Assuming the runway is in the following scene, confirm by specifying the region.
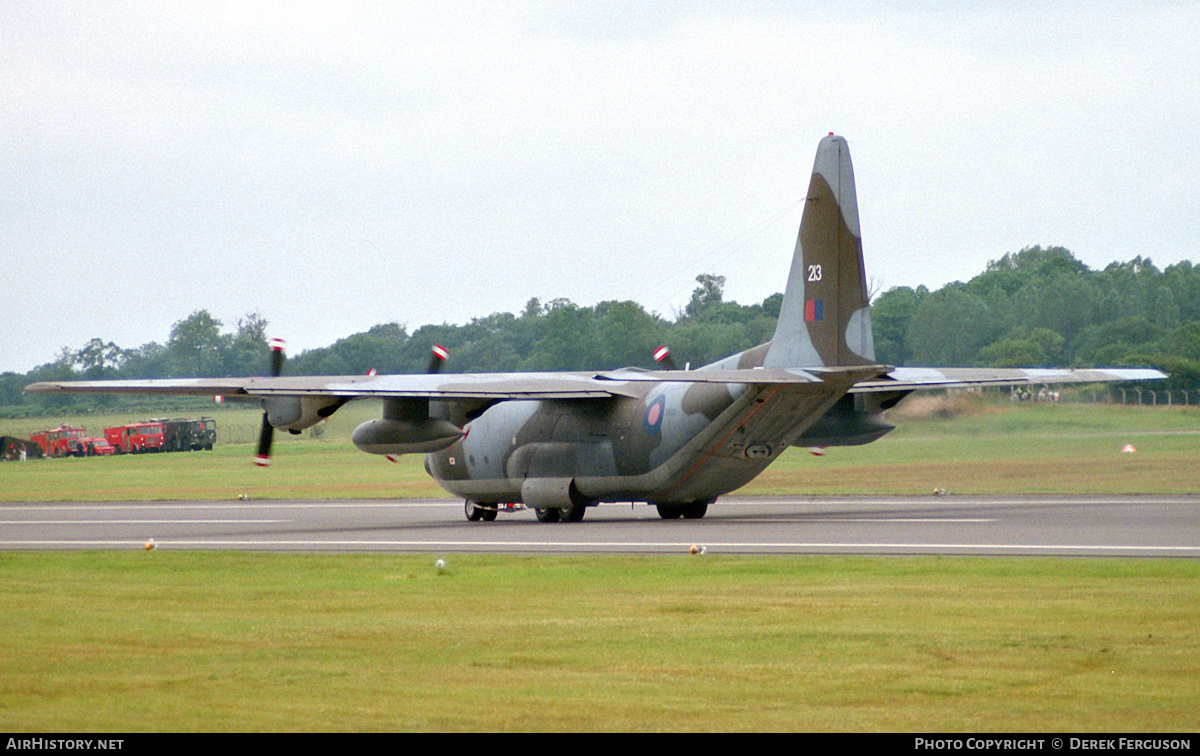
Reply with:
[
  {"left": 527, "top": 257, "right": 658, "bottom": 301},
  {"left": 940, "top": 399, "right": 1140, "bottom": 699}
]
[{"left": 3, "top": 495, "right": 1199, "bottom": 556}]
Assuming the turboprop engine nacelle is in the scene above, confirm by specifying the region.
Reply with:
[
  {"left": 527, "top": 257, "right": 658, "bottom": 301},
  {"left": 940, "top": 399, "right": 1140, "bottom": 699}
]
[
  {"left": 352, "top": 417, "right": 464, "bottom": 455},
  {"left": 264, "top": 396, "right": 345, "bottom": 434}
]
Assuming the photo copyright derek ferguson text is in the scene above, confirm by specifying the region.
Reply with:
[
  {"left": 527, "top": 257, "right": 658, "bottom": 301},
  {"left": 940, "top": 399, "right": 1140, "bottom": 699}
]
[{"left": 915, "top": 740, "right": 1191, "bottom": 752}]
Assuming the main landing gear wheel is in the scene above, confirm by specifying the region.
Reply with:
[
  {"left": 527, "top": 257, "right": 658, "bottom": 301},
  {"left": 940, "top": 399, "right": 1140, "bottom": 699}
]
[
  {"left": 655, "top": 503, "right": 683, "bottom": 520},
  {"left": 464, "top": 501, "right": 497, "bottom": 522},
  {"left": 534, "top": 503, "right": 588, "bottom": 523},
  {"left": 655, "top": 501, "right": 709, "bottom": 520}
]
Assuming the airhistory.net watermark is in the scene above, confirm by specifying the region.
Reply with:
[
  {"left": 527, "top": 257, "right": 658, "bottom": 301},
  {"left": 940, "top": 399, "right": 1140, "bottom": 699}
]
[{"left": 6, "top": 740, "right": 124, "bottom": 751}]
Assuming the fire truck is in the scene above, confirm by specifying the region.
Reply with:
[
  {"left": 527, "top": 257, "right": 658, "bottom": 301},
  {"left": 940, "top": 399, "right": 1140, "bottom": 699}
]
[
  {"left": 104, "top": 422, "right": 166, "bottom": 454},
  {"left": 30, "top": 425, "right": 87, "bottom": 457},
  {"left": 151, "top": 417, "right": 217, "bottom": 451}
]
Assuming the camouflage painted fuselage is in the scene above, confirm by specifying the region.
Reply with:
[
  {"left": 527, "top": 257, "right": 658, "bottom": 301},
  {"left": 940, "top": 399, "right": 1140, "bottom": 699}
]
[
  {"left": 426, "top": 377, "right": 756, "bottom": 506},
  {"left": 424, "top": 349, "right": 885, "bottom": 507}
]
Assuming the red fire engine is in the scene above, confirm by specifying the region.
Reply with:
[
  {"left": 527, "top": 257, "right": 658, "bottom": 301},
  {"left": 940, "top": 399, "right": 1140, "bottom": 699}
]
[
  {"left": 104, "top": 422, "right": 166, "bottom": 454},
  {"left": 30, "top": 425, "right": 87, "bottom": 457}
]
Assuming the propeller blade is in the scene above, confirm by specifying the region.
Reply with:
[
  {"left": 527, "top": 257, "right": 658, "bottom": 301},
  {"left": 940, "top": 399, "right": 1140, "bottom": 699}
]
[
  {"left": 268, "top": 338, "right": 285, "bottom": 377},
  {"left": 653, "top": 345, "right": 678, "bottom": 371},
  {"left": 255, "top": 411, "right": 274, "bottom": 467},
  {"left": 255, "top": 338, "right": 286, "bottom": 467},
  {"left": 427, "top": 344, "right": 449, "bottom": 374}
]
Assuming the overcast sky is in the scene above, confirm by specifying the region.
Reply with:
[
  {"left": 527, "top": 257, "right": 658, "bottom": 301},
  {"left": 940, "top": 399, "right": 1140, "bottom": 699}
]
[{"left": 3, "top": 1, "right": 1198, "bottom": 374}]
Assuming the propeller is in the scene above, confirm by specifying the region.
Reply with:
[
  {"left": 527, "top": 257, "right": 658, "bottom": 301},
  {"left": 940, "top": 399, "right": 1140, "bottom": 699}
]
[
  {"left": 427, "top": 344, "right": 449, "bottom": 374},
  {"left": 256, "top": 341, "right": 450, "bottom": 468},
  {"left": 254, "top": 338, "right": 286, "bottom": 467},
  {"left": 383, "top": 345, "right": 449, "bottom": 464},
  {"left": 653, "top": 345, "right": 678, "bottom": 371}
]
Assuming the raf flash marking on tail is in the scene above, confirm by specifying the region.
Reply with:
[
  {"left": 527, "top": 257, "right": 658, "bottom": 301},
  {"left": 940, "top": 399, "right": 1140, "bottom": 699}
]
[{"left": 805, "top": 300, "right": 824, "bottom": 322}]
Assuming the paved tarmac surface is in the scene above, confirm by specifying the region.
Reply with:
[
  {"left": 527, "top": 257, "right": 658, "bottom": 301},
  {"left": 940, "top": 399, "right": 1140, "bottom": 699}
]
[{"left": 3, "top": 495, "right": 1199, "bottom": 556}]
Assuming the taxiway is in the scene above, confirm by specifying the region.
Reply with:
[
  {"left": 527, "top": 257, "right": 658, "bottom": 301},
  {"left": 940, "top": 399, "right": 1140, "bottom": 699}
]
[{"left": 3, "top": 495, "right": 1198, "bottom": 557}]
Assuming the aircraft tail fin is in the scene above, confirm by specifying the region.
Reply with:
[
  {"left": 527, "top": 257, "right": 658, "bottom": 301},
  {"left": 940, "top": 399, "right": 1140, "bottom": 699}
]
[{"left": 764, "top": 134, "right": 875, "bottom": 369}]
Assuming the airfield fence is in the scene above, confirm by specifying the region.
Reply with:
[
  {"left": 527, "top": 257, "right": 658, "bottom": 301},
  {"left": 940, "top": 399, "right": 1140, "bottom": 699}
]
[{"left": 1004, "top": 386, "right": 1200, "bottom": 407}]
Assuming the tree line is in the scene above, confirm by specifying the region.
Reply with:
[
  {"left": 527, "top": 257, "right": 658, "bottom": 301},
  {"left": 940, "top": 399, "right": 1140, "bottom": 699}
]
[
  {"left": 5, "top": 247, "right": 1198, "bottom": 414},
  {"left": 871, "top": 247, "right": 1200, "bottom": 389}
]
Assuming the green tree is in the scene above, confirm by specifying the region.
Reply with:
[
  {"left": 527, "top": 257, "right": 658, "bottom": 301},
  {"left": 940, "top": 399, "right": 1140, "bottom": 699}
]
[
  {"left": 167, "top": 311, "right": 229, "bottom": 377},
  {"left": 120, "top": 342, "right": 169, "bottom": 379},
  {"left": 303, "top": 322, "right": 410, "bottom": 375},
  {"left": 870, "top": 285, "right": 926, "bottom": 366},
  {"left": 25, "top": 350, "right": 80, "bottom": 409},
  {"left": 73, "top": 338, "right": 123, "bottom": 379},
  {"left": 684, "top": 274, "right": 726, "bottom": 320},
  {"left": 1073, "top": 316, "right": 1164, "bottom": 366},
  {"left": 907, "top": 287, "right": 999, "bottom": 366},
  {"left": 522, "top": 299, "right": 595, "bottom": 371},
  {"left": 594, "top": 300, "right": 665, "bottom": 369},
  {"left": 761, "top": 292, "right": 783, "bottom": 320},
  {"left": 224, "top": 313, "right": 270, "bottom": 376},
  {"left": 2, "top": 371, "right": 33, "bottom": 408},
  {"left": 978, "top": 327, "right": 1064, "bottom": 368}
]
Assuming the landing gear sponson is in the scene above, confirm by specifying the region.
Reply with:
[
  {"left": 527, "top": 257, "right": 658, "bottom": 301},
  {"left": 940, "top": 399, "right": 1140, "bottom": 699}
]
[{"left": 462, "top": 499, "right": 713, "bottom": 523}]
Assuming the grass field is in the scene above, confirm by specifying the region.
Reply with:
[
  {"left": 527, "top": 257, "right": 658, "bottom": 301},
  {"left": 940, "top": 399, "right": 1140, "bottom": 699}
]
[
  {"left": 2, "top": 397, "right": 1198, "bottom": 731},
  {"left": 3, "top": 397, "right": 1197, "bottom": 501},
  {"left": 2, "top": 552, "right": 1198, "bottom": 732}
]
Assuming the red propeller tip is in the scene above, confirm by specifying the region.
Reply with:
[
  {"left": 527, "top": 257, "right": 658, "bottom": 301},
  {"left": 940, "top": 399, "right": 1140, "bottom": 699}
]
[
  {"left": 432, "top": 344, "right": 449, "bottom": 361},
  {"left": 254, "top": 455, "right": 271, "bottom": 467}
]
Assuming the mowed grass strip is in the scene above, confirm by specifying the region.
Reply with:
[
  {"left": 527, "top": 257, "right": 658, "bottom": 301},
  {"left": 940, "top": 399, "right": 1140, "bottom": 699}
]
[
  {"left": 742, "top": 401, "right": 1200, "bottom": 496},
  {"left": 0, "top": 442, "right": 443, "bottom": 502},
  {"left": 1, "top": 551, "right": 1197, "bottom": 732},
  {"left": 4, "top": 401, "right": 1196, "bottom": 500}
]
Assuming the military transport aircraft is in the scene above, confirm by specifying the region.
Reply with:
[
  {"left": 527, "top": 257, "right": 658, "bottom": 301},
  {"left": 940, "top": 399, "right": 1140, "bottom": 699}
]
[{"left": 26, "top": 134, "right": 1164, "bottom": 523}]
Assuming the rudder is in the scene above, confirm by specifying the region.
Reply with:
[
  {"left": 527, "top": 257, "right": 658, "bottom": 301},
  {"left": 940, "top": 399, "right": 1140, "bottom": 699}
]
[{"left": 764, "top": 134, "right": 875, "bottom": 368}]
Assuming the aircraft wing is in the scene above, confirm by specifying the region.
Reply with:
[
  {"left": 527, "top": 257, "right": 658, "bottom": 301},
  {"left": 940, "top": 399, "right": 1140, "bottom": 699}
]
[
  {"left": 24, "top": 367, "right": 875, "bottom": 402},
  {"left": 851, "top": 367, "right": 1167, "bottom": 393},
  {"left": 24, "top": 365, "right": 1158, "bottom": 401},
  {"left": 24, "top": 373, "right": 639, "bottom": 401}
]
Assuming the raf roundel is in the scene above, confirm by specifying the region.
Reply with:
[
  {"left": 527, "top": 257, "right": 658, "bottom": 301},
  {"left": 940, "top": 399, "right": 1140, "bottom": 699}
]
[{"left": 643, "top": 395, "right": 665, "bottom": 435}]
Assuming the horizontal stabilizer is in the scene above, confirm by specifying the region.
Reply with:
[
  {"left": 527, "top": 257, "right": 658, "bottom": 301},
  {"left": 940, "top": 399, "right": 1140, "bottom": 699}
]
[{"left": 853, "top": 367, "right": 1167, "bottom": 393}]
